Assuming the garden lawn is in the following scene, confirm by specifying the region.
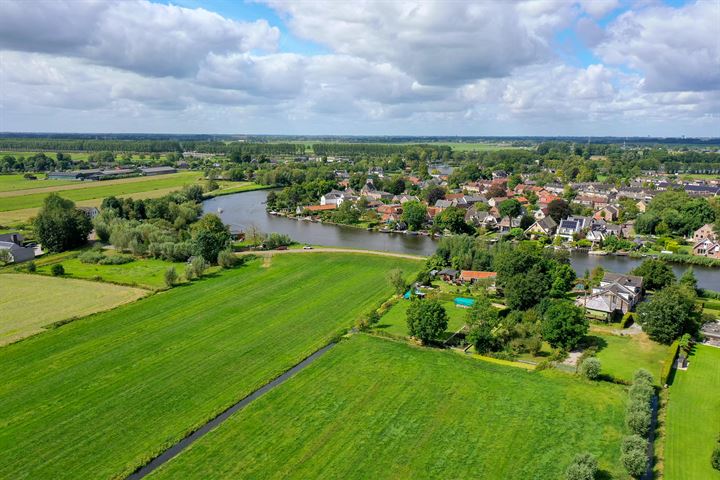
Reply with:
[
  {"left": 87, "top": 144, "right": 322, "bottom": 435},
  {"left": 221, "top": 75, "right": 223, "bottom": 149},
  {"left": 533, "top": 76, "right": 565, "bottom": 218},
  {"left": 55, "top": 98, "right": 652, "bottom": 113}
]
[
  {"left": 665, "top": 345, "right": 720, "bottom": 480},
  {"left": 35, "top": 255, "right": 193, "bottom": 289},
  {"left": 375, "top": 299, "right": 467, "bottom": 338},
  {"left": 0, "top": 253, "right": 420, "bottom": 479},
  {"left": 150, "top": 334, "right": 628, "bottom": 480},
  {"left": 0, "top": 273, "right": 146, "bottom": 345},
  {"left": 0, "top": 172, "right": 200, "bottom": 211},
  {"left": 591, "top": 332, "right": 669, "bottom": 384}
]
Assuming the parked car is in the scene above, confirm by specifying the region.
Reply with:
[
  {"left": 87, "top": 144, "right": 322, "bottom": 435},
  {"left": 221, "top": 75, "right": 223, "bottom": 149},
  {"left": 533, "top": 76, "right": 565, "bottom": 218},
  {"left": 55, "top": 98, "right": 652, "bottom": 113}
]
[{"left": 303, "top": 245, "right": 313, "bottom": 250}]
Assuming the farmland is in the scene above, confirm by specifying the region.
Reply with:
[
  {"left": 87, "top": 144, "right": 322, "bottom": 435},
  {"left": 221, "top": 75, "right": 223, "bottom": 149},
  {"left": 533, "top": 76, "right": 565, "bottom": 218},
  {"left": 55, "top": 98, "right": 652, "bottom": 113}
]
[
  {"left": 149, "top": 334, "right": 628, "bottom": 479},
  {"left": 665, "top": 345, "right": 720, "bottom": 480},
  {"left": 0, "top": 172, "right": 201, "bottom": 211},
  {"left": 0, "top": 273, "right": 146, "bottom": 345},
  {"left": 0, "top": 253, "right": 420, "bottom": 479},
  {"left": 34, "top": 255, "right": 195, "bottom": 290}
]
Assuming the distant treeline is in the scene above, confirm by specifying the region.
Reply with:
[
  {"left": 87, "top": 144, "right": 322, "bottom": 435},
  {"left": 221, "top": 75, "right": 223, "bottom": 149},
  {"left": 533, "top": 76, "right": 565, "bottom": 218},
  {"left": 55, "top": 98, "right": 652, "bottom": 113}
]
[{"left": 312, "top": 143, "right": 452, "bottom": 157}]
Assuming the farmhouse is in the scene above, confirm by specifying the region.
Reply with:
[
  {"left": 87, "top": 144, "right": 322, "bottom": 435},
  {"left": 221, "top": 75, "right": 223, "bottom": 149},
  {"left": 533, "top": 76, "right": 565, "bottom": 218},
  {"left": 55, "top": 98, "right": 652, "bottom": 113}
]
[
  {"left": 692, "top": 239, "right": 720, "bottom": 258},
  {"left": 78, "top": 206, "right": 100, "bottom": 219},
  {"left": 47, "top": 169, "right": 102, "bottom": 181},
  {"left": 0, "top": 232, "right": 35, "bottom": 263}
]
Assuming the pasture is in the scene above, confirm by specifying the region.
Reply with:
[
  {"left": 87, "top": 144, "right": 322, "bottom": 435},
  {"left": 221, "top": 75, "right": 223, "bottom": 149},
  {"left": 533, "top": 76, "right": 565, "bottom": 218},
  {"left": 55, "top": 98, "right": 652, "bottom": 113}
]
[
  {"left": 665, "top": 345, "right": 720, "bottom": 480},
  {"left": 34, "top": 255, "right": 194, "bottom": 290},
  {"left": 0, "top": 253, "right": 420, "bottom": 479},
  {"left": 0, "top": 273, "right": 146, "bottom": 345},
  {"left": 0, "top": 174, "right": 78, "bottom": 192},
  {"left": 0, "top": 172, "right": 201, "bottom": 211},
  {"left": 375, "top": 299, "right": 467, "bottom": 339},
  {"left": 150, "top": 334, "right": 628, "bottom": 479}
]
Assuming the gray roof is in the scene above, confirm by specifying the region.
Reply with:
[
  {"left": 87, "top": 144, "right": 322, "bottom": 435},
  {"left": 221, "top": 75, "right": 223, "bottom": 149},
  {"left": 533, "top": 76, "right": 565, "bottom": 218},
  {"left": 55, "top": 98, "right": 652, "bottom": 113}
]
[
  {"left": 0, "top": 241, "right": 35, "bottom": 263},
  {"left": 603, "top": 272, "right": 643, "bottom": 290}
]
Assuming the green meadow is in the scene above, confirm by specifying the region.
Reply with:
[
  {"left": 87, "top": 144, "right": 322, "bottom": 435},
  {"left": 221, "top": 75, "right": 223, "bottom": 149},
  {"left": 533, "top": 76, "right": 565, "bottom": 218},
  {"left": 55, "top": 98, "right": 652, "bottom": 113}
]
[
  {"left": 0, "top": 172, "right": 201, "bottom": 211},
  {"left": 0, "top": 273, "right": 146, "bottom": 345},
  {"left": 592, "top": 332, "right": 669, "bottom": 384},
  {"left": 150, "top": 334, "right": 628, "bottom": 479},
  {"left": 0, "top": 253, "right": 420, "bottom": 479},
  {"left": 665, "top": 345, "right": 720, "bottom": 480},
  {"left": 34, "top": 255, "right": 194, "bottom": 290},
  {"left": 375, "top": 298, "right": 468, "bottom": 339}
]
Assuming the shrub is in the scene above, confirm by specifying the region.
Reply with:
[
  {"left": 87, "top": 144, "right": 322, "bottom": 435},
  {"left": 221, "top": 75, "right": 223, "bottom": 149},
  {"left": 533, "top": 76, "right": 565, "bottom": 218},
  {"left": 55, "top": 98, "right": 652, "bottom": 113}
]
[
  {"left": 625, "top": 403, "right": 652, "bottom": 437},
  {"left": 264, "top": 232, "right": 293, "bottom": 250},
  {"left": 712, "top": 441, "right": 720, "bottom": 471},
  {"left": 26, "top": 261, "right": 36, "bottom": 272},
  {"left": 78, "top": 250, "right": 105, "bottom": 264},
  {"left": 633, "top": 369, "right": 655, "bottom": 386},
  {"left": 184, "top": 263, "right": 195, "bottom": 281},
  {"left": 621, "top": 446, "right": 648, "bottom": 478},
  {"left": 98, "top": 254, "right": 134, "bottom": 265},
  {"left": 190, "top": 256, "right": 208, "bottom": 278},
  {"left": 217, "top": 249, "right": 238, "bottom": 268},
  {"left": 565, "top": 452, "right": 597, "bottom": 480},
  {"left": 164, "top": 267, "right": 178, "bottom": 287},
  {"left": 622, "top": 435, "right": 648, "bottom": 456},
  {"left": 628, "top": 383, "right": 654, "bottom": 405},
  {"left": 50, "top": 264, "right": 65, "bottom": 276},
  {"left": 579, "top": 357, "right": 601, "bottom": 380}
]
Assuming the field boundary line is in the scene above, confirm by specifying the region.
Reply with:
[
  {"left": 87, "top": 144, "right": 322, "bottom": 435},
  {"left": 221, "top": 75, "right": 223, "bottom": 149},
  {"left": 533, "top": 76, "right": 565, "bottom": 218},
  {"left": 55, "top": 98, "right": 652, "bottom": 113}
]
[{"left": 125, "top": 342, "right": 337, "bottom": 479}]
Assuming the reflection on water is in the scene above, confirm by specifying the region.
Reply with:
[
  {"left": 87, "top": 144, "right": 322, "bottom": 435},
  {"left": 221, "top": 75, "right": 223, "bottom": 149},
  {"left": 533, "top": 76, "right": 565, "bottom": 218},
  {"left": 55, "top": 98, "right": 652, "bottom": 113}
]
[{"left": 204, "top": 190, "right": 720, "bottom": 291}]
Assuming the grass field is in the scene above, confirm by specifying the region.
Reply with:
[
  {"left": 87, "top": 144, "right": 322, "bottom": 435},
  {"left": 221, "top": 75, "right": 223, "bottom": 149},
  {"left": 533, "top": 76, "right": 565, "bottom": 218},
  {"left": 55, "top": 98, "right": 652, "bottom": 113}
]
[
  {"left": 0, "top": 253, "right": 420, "bottom": 479},
  {"left": 149, "top": 334, "right": 628, "bottom": 479},
  {"left": 0, "top": 174, "right": 79, "bottom": 192},
  {"left": 0, "top": 273, "right": 146, "bottom": 346},
  {"left": 591, "top": 332, "right": 669, "bottom": 384},
  {"left": 665, "top": 345, "right": 720, "bottom": 480},
  {"left": 0, "top": 172, "right": 201, "bottom": 211},
  {"left": 375, "top": 299, "right": 467, "bottom": 339},
  {"left": 34, "top": 255, "right": 194, "bottom": 289}
]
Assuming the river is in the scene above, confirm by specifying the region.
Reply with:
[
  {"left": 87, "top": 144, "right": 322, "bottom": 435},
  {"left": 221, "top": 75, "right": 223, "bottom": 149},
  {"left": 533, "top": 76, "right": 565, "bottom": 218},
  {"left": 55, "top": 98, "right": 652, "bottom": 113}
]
[{"left": 204, "top": 190, "right": 720, "bottom": 291}]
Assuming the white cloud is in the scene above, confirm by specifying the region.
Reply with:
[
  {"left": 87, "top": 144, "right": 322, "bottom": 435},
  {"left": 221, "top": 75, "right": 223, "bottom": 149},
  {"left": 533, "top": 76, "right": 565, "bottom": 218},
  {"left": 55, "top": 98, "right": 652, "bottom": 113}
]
[
  {"left": 595, "top": 0, "right": 720, "bottom": 92},
  {"left": 0, "top": 0, "right": 279, "bottom": 77}
]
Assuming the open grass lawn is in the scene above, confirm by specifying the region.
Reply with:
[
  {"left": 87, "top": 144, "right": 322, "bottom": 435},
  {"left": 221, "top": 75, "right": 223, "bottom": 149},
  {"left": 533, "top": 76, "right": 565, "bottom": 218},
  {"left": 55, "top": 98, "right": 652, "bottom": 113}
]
[
  {"left": 150, "top": 334, "right": 628, "bottom": 480},
  {"left": 665, "top": 345, "right": 720, "bottom": 480},
  {"left": 591, "top": 331, "right": 669, "bottom": 384},
  {"left": 0, "top": 172, "right": 201, "bottom": 211},
  {"left": 375, "top": 299, "right": 468, "bottom": 338},
  {"left": 0, "top": 273, "right": 146, "bottom": 346},
  {"left": 34, "top": 255, "right": 194, "bottom": 289},
  {"left": 0, "top": 253, "right": 420, "bottom": 479}
]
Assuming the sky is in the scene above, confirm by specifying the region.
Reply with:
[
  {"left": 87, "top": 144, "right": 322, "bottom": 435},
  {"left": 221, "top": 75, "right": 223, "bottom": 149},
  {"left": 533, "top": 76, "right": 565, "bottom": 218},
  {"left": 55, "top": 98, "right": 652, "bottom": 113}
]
[{"left": 0, "top": 0, "right": 718, "bottom": 136}]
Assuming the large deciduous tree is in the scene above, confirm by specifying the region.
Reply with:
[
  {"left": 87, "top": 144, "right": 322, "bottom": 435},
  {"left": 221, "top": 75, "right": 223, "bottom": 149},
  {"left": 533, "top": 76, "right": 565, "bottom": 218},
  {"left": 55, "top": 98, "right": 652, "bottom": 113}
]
[
  {"left": 631, "top": 259, "right": 675, "bottom": 291},
  {"left": 192, "top": 213, "right": 230, "bottom": 264},
  {"left": 542, "top": 300, "right": 588, "bottom": 350},
  {"left": 406, "top": 299, "right": 448, "bottom": 344},
  {"left": 401, "top": 201, "right": 428, "bottom": 231},
  {"left": 547, "top": 199, "right": 571, "bottom": 223},
  {"left": 34, "top": 193, "right": 92, "bottom": 252},
  {"left": 637, "top": 284, "right": 699, "bottom": 344}
]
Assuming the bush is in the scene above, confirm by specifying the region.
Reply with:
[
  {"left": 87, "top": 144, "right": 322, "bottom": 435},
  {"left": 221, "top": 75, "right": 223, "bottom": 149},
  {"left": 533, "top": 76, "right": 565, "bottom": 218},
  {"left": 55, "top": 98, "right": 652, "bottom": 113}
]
[
  {"left": 625, "top": 402, "right": 652, "bottom": 437},
  {"left": 164, "top": 267, "right": 178, "bottom": 287},
  {"left": 621, "top": 446, "right": 648, "bottom": 478},
  {"left": 50, "top": 264, "right": 65, "bottom": 276},
  {"left": 622, "top": 435, "right": 648, "bottom": 456},
  {"left": 264, "top": 232, "right": 293, "bottom": 250},
  {"left": 78, "top": 250, "right": 105, "bottom": 264},
  {"left": 628, "top": 383, "right": 654, "bottom": 405},
  {"left": 565, "top": 452, "right": 597, "bottom": 480},
  {"left": 712, "top": 441, "right": 720, "bottom": 471},
  {"left": 184, "top": 263, "right": 195, "bottom": 281},
  {"left": 579, "top": 357, "right": 601, "bottom": 380},
  {"left": 217, "top": 249, "right": 238, "bottom": 268},
  {"left": 26, "top": 261, "right": 36, "bottom": 273},
  {"left": 98, "top": 254, "right": 134, "bottom": 265},
  {"left": 190, "top": 256, "right": 208, "bottom": 278},
  {"left": 633, "top": 369, "right": 655, "bottom": 386}
]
